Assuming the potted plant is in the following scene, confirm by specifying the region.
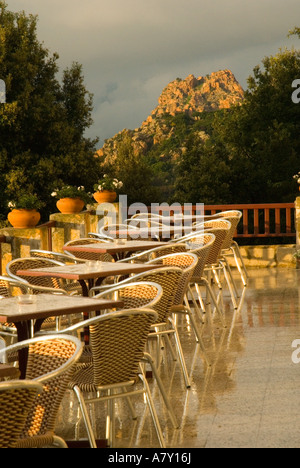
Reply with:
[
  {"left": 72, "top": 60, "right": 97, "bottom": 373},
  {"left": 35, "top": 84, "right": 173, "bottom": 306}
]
[
  {"left": 7, "top": 194, "right": 45, "bottom": 228},
  {"left": 93, "top": 175, "right": 123, "bottom": 203},
  {"left": 293, "top": 172, "right": 300, "bottom": 192},
  {"left": 51, "top": 185, "right": 92, "bottom": 214}
]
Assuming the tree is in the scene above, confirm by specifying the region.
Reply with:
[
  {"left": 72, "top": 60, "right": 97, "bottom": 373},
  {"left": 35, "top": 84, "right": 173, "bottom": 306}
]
[
  {"left": 173, "top": 130, "right": 232, "bottom": 204},
  {"left": 0, "top": 1, "right": 101, "bottom": 220},
  {"left": 102, "top": 134, "right": 159, "bottom": 206},
  {"left": 212, "top": 42, "right": 300, "bottom": 203}
]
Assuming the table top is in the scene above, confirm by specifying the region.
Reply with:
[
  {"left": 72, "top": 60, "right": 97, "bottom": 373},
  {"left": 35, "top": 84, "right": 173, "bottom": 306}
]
[
  {"left": 63, "top": 240, "right": 170, "bottom": 255},
  {"left": 0, "top": 294, "right": 123, "bottom": 323},
  {"left": 16, "top": 260, "right": 161, "bottom": 281}
]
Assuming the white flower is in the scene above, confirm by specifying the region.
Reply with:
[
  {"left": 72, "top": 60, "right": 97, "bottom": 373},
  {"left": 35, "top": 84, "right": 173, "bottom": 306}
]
[
  {"left": 51, "top": 191, "right": 57, "bottom": 197},
  {"left": 8, "top": 201, "right": 15, "bottom": 208}
]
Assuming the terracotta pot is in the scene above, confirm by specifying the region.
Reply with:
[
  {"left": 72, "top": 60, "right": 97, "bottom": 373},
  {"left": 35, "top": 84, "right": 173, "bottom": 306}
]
[
  {"left": 93, "top": 191, "right": 117, "bottom": 204},
  {"left": 56, "top": 197, "right": 85, "bottom": 214},
  {"left": 7, "top": 209, "right": 41, "bottom": 229}
]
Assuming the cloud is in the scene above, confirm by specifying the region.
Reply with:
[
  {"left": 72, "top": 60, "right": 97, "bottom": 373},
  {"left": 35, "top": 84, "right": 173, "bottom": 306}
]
[{"left": 6, "top": 0, "right": 300, "bottom": 144}]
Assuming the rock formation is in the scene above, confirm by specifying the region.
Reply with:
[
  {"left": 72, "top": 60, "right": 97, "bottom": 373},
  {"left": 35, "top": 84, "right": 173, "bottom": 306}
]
[{"left": 96, "top": 69, "right": 244, "bottom": 165}]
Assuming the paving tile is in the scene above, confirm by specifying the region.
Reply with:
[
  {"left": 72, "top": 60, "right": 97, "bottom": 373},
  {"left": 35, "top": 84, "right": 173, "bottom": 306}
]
[{"left": 55, "top": 268, "right": 300, "bottom": 448}]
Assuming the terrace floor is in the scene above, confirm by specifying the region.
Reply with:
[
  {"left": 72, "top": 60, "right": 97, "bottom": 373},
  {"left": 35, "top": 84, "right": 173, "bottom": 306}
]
[{"left": 55, "top": 267, "right": 300, "bottom": 449}]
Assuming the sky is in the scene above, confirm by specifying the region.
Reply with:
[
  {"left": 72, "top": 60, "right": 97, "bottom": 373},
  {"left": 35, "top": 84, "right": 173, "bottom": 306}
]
[{"left": 6, "top": 0, "right": 300, "bottom": 147}]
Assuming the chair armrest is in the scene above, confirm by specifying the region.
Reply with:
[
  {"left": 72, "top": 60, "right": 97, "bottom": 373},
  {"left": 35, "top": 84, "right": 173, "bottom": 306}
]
[{"left": 26, "top": 284, "right": 70, "bottom": 295}]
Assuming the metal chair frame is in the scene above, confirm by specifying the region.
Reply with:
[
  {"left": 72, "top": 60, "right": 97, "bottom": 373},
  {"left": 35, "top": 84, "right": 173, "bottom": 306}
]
[
  {"left": 60, "top": 309, "right": 167, "bottom": 448},
  {"left": 89, "top": 266, "right": 191, "bottom": 389}
]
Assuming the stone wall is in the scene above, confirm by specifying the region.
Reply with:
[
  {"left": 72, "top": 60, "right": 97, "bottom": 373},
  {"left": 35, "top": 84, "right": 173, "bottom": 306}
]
[{"left": 0, "top": 202, "right": 120, "bottom": 274}]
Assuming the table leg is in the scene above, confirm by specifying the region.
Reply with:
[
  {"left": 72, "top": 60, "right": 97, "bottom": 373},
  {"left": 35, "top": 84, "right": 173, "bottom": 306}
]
[{"left": 14, "top": 321, "right": 31, "bottom": 379}]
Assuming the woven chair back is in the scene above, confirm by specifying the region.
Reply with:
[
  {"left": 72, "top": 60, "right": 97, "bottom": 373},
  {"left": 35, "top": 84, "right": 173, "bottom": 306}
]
[
  {"left": 148, "top": 253, "right": 198, "bottom": 306},
  {"left": 0, "top": 335, "right": 82, "bottom": 448},
  {"left": 88, "top": 309, "right": 157, "bottom": 387},
  {"left": 63, "top": 238, "right": 114, "bottom": 262},
  {"left": 0, "top": 276, "right": 27, "bottom": 297},
  {"left": 212, "top": 213, "right": 242, "bottom": 250},
  {"left": 186, "top": 234, "right": 216, "bottom": 278},
  {"left": 6, "top": 257, "right": 64, "bottom": 291},
  {"left": 96, "top": 282, "right": 162, "bottom": 310},
  {"left": 122, "top": 243, "right": 187, "bottom": 264},
  {"left": 149, "top": 243, "right": 187, "bottom": 260},
  {"left": 202, "top": 220, "right": 231, "bottom": 264},
  {"left": 100, "top": 224, "right": 139, "bottom": 240},
  {"left": 131, "top": 267, "right": 184, "bottom": 323},
  {"left": 0, "top": 380, "right": 43, "bottom": 448},
  {"left": 30, "top": 250, "right": 82, "bottom": 264},
  {"left": 20, "top": 336, "right": 81, "bottom": 447}
]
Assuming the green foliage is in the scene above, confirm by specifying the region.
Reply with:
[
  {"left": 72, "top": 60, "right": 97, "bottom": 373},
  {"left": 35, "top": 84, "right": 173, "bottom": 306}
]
[
  {"left": 172, "top": 132, "right": 232, "bottom": 204},
  {"left": 51, "top": 185, "right": 92, "bottom": 205},
  {"left": 101, "top": 134, "right": 159, "bottom": 206},
  {"left": 0, "top": 1, "right": 101, "bottom": 220},
  {"left": 212, "top": 46, "right": 300, "bottom": 203},
  {"left": 93, "top": 176, "right": 123, "bottom": 192},
  {"left": 8, "top": 193, "right": 45, "bottom": 211}
]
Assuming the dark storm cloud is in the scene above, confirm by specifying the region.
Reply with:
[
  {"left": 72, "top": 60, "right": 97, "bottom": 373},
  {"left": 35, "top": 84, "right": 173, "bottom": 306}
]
[{"left": 6, "top": 0, "right": 300, "bottom": 144}]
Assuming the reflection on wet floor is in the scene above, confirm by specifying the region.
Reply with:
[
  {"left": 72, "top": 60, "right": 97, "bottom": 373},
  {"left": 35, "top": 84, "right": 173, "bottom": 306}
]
[{"left": 56, "top": 268, "right": 300, "bottom": 448}]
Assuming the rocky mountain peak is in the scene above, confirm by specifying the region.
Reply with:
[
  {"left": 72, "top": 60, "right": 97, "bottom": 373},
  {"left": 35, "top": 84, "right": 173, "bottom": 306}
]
[{"left": 96, "top": 69, "right": 244, "bottom": 164}]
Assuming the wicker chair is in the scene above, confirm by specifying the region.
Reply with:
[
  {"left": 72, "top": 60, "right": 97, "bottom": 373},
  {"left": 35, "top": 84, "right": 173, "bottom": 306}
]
[
  {"left": 117, "top": 242, "right": 188, "bottom": 264},
  {"left": 93, "top": 281, "right": 163, "bottom": 311},
  {"left": 66, "top": 309, "right": 167, "bottom": 448},
  {"left": 99, "top": 224, "right": 140, "bottom": 241},
  {"left": 87, "top": 233, "right": 111, "bottom": 241},
  {"left": 6, "top": 257, "right": 81, "bottom": 296},
  {"left": 204, "top": 210, "right": 248, "bottom": 286},
  {"left": 127, "top": 218, "right": 174, "bottom": 241},
  {"left": 90, "top": 266, "right": 191, "bottom": 389},
  {"left": 0, "top": 380, "right": 43, "bottom": 448},
  {"left": 146, "top": 252, "right": 210, "bottom": 366},
  {"left": 63, "top": 238, "right": 114, "bottom": 262},
  {"left": 185, "top": 219, "right": 238, "bottom": 310},
  {"left": 30, "top": 249, "right": 85, "bottom": 264},
  {"left": 202, "top": 219, "right": 239, "bottom": 310},
  {"left": 0, "top": 334, "right": 83, "bottom": 448},
  {"left": 92, "top": 281, "right": 178, "bottom": 429},
  {"left": 183, "top": 232, "right": 227, "bottom": 327},
  {"left": 126, "top": 212, "right": 170, "bottom": 226}
]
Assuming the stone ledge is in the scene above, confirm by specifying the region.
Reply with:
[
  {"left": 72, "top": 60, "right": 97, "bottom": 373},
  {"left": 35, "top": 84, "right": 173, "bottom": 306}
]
[{"left": 227, "top": 244, "right": 297, "bottom": 269}]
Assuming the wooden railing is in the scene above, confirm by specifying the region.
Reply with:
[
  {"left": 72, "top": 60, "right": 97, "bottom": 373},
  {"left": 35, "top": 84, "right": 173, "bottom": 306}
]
[{"left": 148, "top": 203, "right": 296, "bottom": 239}]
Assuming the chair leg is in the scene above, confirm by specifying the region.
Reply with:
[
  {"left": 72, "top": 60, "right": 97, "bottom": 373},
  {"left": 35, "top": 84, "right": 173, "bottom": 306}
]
[
  {"left": 188, "top": 284, "right": 205, "bottom": 321},
  {"left": 142, "top": 354, "right": 179, "bottom": 429},
  {"left": 218, "top": 261, "right": 238, "bottom": 309},
  {"left": 106, "top": 389, "right": 116, "bottom": 447},
  {"left": 182, "top": 298, "right": 211, "bottom": 367},
  {"left": 72, "top": 385, "right": 98, "bottom": 449},
  {"left": 231, "top": 242, "right": 249, "bottom": 286},
  {"left": 123, "top": 389, "right": 138, "bottom": 421},
  {"left": 138, "top": 372, "right": 166, "bottom": 448},
  {"left": 168, "top": 318, "right": 191, "bottom": 389},
  {"left": 200, "top": 277, "right": 226, "bottom": 328},
  {"left": 221, "top": 257, "right": 240, "bottom": 299}
]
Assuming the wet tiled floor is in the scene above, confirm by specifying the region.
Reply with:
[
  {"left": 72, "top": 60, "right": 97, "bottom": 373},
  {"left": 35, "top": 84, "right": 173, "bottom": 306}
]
[{"left": 56, "top": 267, "right": 300, "bottom": 448}]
